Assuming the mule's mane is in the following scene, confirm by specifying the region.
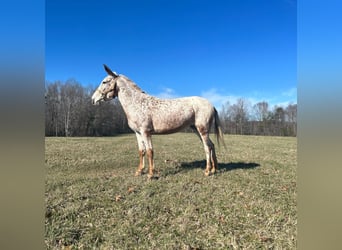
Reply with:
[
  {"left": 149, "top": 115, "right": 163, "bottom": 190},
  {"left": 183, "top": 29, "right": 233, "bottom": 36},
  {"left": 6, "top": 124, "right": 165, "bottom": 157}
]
[{"left": 120, "top": 75, "right": 145, "bottom": 94}]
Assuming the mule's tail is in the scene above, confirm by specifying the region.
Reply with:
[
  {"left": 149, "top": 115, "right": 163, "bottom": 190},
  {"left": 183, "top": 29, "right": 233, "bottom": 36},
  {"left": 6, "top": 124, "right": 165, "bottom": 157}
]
[{"left": 213, "top": 108, "right": 226, "bottom": 148}]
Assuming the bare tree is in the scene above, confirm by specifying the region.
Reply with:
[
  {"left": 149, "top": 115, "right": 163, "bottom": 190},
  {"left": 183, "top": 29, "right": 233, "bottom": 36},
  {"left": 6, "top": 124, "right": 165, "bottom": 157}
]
[
  {"left": 285, "top": 104, "right": 297, "bottom": 123},
  {"left": 45, "top": 81, "right": 61, "bottom": 136},
  {"left": 59, "top": 80, "right": 82, "bottom": 136},
  {"left": 219, "top": 101, "right": 231, "bottom": 133},
  {"left": 229, "top": 98, "right": 250, "bottom": 134},
  {"left": 252, "top": 101, "right": 270, "bottom": 135},
  {"left": 253, "top": 101, "right": 269, "bottom": 121},
  {"left": 285, "top": 104, "right": 297, "bottom": 136}
]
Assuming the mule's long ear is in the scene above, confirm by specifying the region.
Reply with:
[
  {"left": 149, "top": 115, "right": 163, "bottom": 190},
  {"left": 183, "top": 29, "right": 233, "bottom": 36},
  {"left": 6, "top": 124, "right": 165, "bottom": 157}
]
[{"left": 103, "top": 64, "right": 118, "bottom": 77}]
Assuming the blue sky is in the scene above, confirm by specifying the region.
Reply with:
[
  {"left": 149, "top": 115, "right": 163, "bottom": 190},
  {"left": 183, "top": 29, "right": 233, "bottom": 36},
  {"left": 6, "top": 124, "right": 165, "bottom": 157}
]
[{"left": 46, "top": 0, "right": 297, "bottom": 109}]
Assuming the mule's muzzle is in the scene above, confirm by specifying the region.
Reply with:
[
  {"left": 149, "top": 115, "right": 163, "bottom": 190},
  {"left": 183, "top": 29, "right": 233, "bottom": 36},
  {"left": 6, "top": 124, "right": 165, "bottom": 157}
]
[
  {"left": 92, "top": 97, "right": 101, "bottom": 105},
  {"left": 91, "top": 91, "right": 105, "bottom": 105}
]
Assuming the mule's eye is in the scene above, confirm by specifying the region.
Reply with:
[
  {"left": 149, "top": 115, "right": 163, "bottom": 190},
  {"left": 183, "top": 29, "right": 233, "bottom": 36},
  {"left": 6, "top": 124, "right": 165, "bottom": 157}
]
[{"left": 103, "top": 78, "right": 112, "bottom": 84}]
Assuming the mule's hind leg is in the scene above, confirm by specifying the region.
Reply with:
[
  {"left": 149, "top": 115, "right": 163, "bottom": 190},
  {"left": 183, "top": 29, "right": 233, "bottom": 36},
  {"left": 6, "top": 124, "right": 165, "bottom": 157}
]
[
  {"left": 135, "top": 132, "right": 146, "bottom": 176},
  {"left": 204, "top": 138, "right": 218, "bottom": 175},
  {"left": 209, "top": 139, "right": 218, "bottom": 174},
  {"left": 197, "top": 128, "right": 215, "bottom": 176}
]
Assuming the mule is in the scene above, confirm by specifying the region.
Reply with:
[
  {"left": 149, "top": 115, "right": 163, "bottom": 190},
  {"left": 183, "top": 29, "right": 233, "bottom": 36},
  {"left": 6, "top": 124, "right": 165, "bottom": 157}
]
[{"left": 92, "top": 64, "right": 225, "bottom": 178}]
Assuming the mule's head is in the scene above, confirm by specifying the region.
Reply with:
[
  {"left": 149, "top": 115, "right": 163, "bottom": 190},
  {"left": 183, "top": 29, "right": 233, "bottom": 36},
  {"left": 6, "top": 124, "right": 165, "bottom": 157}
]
[{"left": 92, "top": 64, "right": 119, "bottom": 105}]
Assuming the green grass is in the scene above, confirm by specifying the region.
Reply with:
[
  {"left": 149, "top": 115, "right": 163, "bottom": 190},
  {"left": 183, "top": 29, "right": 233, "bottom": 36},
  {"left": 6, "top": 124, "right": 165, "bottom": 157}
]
[{"left": 45, "top": 133, "right": 297, "bottom": 249}]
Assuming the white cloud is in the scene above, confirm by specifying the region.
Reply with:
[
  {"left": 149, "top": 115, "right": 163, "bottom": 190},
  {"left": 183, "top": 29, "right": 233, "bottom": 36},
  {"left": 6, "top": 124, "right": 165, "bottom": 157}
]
[
  {"left": 200, "top": 88, "right": 232, "bottom": 107},
  {"left": 281, "top": 87, "right": 297, "bottom": 97},
  {"left": 152, "top": 86, "right": 297, "bottom": 111},
  {"left": 201, "top": 87, "right": 297, "bottom": 111},
  {"left": 273, "top": 101, "right": 296, "bottom": 108},
  {"left": 200, "top": 88, "right": 258, "bottom": 109},
  {"left": 155, "top": 87, "right": 178, "bottom": 99}
]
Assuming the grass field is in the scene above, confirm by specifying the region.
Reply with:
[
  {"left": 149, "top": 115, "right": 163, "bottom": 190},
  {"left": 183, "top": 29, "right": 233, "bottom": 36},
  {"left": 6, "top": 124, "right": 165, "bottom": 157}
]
[{"left": 45, "top": 133, "right": 297, "bottom": 249}]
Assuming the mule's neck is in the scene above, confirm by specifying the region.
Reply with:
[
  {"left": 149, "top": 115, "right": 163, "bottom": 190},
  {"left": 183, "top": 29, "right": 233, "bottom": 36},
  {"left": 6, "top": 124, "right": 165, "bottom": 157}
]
[
  {"left": 116, "top": 76, "right": 150, "bottom": 114},
  {"left": 117, "top": 76, "right": 145, "bottom": 97}
]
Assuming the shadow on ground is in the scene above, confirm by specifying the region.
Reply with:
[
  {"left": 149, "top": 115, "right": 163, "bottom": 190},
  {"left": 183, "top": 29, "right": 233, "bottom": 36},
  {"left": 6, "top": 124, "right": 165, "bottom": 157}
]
[{"left": 179, "top": 160, "right": 260, "bottom": 173}]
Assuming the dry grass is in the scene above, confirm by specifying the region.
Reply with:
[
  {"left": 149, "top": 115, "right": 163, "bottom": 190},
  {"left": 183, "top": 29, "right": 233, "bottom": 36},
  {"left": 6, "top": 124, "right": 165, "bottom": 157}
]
[{"left": 45, "top": 133, "right": 296, "bottom": 249}]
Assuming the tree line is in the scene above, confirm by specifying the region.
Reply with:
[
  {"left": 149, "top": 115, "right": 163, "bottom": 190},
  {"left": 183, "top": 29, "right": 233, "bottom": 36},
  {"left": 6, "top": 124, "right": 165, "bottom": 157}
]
[
  {"left": 45, "top": 79, "right": 130, "bottom": 136},
  {"left": 219, "top": 99, "right": 297, "bottom": 136},
  {"left": 45, "top": 80, "right": 296, "bottom": 137}
]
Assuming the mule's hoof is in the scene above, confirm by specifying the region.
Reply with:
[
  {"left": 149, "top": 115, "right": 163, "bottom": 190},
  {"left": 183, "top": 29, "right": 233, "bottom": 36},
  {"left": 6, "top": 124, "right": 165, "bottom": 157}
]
[
  {"left": 210, "top": 169, "right": 216, "bottom": 174},
  {"left": 147, "top": 174, "right": 159, "bottom": 180},
  {"left": 135, "top": 171, "right": 143, "bottom": 176},
  {"left": 204, "top": 171, "right": 211, "bottom": 176}
]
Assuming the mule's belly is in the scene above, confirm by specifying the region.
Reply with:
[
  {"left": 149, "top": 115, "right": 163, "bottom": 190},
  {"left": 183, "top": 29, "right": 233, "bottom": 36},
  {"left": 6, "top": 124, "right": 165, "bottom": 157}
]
[
  {"left": 151, "top": 107, "right": 195, "bottom": 134},
  {"left": 152, "top": 117, "right": 194, "bottom": 134}
]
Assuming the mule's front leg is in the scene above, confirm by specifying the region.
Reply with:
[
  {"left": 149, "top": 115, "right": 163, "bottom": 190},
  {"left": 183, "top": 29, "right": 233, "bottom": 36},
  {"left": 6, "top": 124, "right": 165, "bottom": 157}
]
[
  {"left": 135, "top": 149, "right": 145, "bottom": 176},
  {"left": 147, "top": 149, "right": 155, "bottom": 179},
  {"left": 141, "top": 132, "right": 155, "bottom": 179},
  {"left": 135, "top": 133, "right": 146, "bottom": 176}
]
